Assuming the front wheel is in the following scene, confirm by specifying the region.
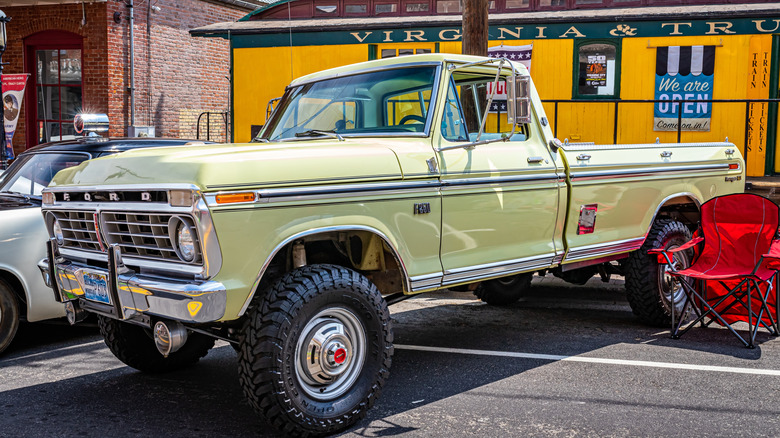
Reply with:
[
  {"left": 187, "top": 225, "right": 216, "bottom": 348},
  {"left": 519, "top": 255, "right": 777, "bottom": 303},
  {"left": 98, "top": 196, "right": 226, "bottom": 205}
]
[
  {"left": 625, "top": 219, "right": 693, "bottom": 326},
  {"left": 238, "top": 264, "right": 393, "bottom": 436},
  {"left": 0, "top": 279, "right": 20, "bottom": 355},
  {"left": 98, "top": 316, "right": 215, "bottom": 373}
]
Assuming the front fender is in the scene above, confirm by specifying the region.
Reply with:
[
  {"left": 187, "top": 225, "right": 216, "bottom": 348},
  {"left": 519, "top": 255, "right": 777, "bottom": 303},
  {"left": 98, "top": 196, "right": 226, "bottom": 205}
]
[
  {"left": 0, "top": 207, "right": 65, "bottom": 322},
  {"left": 208, "top": 198, "right": 442, "bottom": 321}
]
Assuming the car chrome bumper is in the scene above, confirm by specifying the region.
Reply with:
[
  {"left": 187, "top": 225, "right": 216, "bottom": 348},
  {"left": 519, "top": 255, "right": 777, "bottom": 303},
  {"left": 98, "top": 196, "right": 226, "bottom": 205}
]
[{"left": 38, "top": 239, "right": 226, "bottom": 324}]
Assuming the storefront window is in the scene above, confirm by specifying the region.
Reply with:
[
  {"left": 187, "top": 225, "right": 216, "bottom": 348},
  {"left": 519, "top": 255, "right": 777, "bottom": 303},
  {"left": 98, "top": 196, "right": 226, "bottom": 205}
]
[
  {"left": 314, "top": 5, "right": 338, "bottom": 14},
  {"left": 574, "top": 41, "right": 620, "bottom": 98},
  {"left": 505, "top": 0, "right": 530, "bottom": 9},
  {"left": 375, "top": 3, "right": 398, "bottom": 13},
  {"left": 35, "top": 48, "right": 82, "bottom": 143},
  {"left": 436, "top": 0, "right": 461, "bottom": 12},
  {"left": 345, "top": 4, "right": 367, "bottom": 13},
  {"left": 405, "top": 2, "right": 430, "bottom": 11}
]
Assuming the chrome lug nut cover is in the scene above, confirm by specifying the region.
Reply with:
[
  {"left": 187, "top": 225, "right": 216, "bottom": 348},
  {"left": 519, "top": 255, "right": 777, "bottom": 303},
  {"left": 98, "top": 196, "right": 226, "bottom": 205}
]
[{"left": 294, "top": 307, "right": 366, "bottom": 400}]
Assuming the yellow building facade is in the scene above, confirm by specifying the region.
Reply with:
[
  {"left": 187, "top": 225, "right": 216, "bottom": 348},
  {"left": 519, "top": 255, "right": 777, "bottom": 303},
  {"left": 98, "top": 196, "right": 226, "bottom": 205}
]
[{"left": 192, "top": 4, "right": 780, "bottom": 176}]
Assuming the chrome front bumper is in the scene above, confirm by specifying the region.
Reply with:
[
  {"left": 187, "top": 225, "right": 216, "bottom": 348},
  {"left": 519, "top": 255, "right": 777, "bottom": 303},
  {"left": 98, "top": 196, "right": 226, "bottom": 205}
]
[{"left": 38, "top": 239, "right": 226, "bottom": 324}]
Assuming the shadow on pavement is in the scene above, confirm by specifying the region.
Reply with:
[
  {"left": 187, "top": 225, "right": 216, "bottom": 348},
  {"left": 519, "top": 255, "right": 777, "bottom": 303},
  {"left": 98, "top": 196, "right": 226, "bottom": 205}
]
[{"left": 1, "top": 276, "right": 777, "bottom": 437}]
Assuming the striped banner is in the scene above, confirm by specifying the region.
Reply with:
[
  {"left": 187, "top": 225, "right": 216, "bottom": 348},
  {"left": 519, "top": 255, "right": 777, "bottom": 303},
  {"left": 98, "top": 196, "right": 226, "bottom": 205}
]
[
  {"left": 654, "top": 45, "right": 716, "bottom": 132},
  {"left": 487, "top": 44, "right": 532, "bottom": 113}
]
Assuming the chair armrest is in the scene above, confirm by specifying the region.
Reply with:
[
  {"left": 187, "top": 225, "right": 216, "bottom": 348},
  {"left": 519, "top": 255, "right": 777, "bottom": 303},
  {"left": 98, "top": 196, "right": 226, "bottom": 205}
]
[
  {"left": 649, "top": 236, "right": 704, "bottom": 264},
  {"left": 761, "top": 239, "right": 780, "bottom": 269}
]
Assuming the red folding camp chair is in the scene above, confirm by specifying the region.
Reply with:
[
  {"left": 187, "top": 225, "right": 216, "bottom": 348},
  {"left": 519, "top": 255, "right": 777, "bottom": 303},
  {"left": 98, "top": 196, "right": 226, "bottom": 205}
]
[{"left": 650, "top": 193, "right": 780, "bottom": 348}]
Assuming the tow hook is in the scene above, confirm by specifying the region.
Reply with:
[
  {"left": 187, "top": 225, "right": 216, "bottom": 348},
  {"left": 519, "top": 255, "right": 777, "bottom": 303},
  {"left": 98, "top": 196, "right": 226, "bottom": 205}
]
[
  {"left": 153, "top": 319, "right": 189, "bottom": 357},
  {"left": 64, "top": 301, "right": 88, "bottom": 325}
]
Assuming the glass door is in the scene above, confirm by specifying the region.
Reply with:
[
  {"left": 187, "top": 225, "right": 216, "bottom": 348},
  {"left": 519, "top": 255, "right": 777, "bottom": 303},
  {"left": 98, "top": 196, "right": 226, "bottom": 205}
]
[
  {"left": 24, "top": 31, "right": 83, "bottom": 147},
  {"left": 35, "top": 49, "right": 83, "bottom": 143}
]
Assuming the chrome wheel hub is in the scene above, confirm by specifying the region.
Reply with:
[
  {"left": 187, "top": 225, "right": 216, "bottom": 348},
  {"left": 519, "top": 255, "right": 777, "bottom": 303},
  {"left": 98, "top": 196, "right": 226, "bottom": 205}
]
[{"left": 295, "top": 307, "right": 366, "bottom": 400}]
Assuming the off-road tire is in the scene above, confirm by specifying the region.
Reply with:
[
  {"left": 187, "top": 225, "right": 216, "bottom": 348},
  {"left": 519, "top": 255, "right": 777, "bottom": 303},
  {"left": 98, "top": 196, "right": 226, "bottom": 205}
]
[
  {"left": 238, "top": 264, "right": 393, "bottom": 437},
  {"left": 98, "top": 316, "right": 215, "bottom": 373},
  {"left": 473, "top": 272, "right": 533, "bottom": 306},
  {"left": 0, "top": 279, "right": 20, "bottom": 355},
  {"left": 625, "top": 219, "right": 693, "bottom": 326}
]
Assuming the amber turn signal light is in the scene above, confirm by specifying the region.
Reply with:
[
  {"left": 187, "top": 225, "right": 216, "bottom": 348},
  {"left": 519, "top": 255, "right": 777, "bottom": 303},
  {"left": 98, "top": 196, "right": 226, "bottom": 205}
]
[{"left": 215, "top": 192, "right": 256, "bottom": 204}]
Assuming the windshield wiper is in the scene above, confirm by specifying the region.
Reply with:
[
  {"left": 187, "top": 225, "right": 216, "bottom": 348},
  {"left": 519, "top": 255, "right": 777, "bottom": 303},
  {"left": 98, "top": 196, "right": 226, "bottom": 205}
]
[
  {"left": 0, "top": 191, "right": 40, "bottom": 203},
  {"left": 294, "top": 130, "right": 344, "bottom": 142}
]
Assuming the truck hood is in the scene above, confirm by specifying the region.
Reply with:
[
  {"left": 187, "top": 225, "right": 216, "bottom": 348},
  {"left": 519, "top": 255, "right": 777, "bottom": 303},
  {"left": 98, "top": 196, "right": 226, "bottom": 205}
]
[{"left": 49, "top": 141, "right": 404, "bottom": 190}]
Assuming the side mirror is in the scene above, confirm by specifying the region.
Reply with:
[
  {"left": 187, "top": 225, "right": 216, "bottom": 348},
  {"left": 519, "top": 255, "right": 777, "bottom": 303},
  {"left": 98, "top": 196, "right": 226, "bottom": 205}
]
[
  {"left": 507, "top": 75, "right": 532, "bottom": 124},
  {"left": 266, "top": 97, "right": 281, "bottom": 120}
]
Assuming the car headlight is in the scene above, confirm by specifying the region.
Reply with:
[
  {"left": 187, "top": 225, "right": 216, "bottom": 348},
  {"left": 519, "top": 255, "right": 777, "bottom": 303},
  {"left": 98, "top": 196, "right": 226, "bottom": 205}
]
[
  {"left": 52, "top": 219, "right": 65, "bottom": 246},
  {"left": 176, "top": 220, "right": 196, "bottom": 262}
]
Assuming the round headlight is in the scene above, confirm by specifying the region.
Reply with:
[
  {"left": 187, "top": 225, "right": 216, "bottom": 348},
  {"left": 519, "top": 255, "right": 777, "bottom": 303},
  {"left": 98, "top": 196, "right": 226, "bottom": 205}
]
[
  {"left": 52, "top": 219, "right": 65, "bottom": 246},
  {"left": 176, "top": 221, "right": 196, "bottom": 262}
]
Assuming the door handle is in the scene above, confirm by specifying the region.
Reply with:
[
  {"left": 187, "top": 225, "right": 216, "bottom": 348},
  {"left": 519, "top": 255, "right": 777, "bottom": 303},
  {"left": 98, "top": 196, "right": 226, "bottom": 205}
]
[
  {"left": 576, "top": 154, "right": 591, "bottom": 161},
  {"left": 527, "top": 156, "right": 545, "bottom": 164},
  {"left": 660, "top": 151, "right": 673, "bottom": 158}
]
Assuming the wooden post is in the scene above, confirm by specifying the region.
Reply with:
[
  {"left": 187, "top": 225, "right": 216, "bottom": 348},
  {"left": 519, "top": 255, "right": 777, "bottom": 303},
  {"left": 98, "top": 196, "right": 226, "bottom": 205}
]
[
  {"left": 462, "top": 0, "right": 489, "bottom": 56},
  {"left": 461, "top": 0, "right": 489, "bottom": 132}
]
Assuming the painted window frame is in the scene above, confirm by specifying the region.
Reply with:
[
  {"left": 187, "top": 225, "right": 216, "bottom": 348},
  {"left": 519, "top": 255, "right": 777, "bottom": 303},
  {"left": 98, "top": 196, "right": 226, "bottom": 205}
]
[
  {"left": 572, "top": 38, "right": 622, "bottom": 100},
  {"left": 24, "top": 30, "right": 84, "bottom": 148}
]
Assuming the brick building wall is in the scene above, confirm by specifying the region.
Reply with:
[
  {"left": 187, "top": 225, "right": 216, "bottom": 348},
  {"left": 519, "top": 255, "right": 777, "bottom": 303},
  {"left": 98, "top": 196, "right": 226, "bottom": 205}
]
[
  {"left": 105, "top": 0, "right": 245, "bottom": 139},
  {"left": 3, "top": 3, "right": 108, "bottom": 156},
  {"left": 3, "top": 0, "right": 248, "bottom": 154}
]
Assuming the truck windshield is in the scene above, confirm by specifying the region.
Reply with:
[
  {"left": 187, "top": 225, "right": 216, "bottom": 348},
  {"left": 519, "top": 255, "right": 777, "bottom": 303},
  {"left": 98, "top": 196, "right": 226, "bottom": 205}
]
[{"left": 261, "top": 66, "right": 438, "bottom": 141}]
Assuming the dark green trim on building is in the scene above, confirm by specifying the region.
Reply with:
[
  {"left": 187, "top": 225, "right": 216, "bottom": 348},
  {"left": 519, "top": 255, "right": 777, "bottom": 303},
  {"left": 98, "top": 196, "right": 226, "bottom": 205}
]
[
  {"left": 766, "top": 34, "right": 780, "bottom": 175},
  {"left": 209, "top": 17, "right": 780, "bottom": 47},
  {"left": 238, "top": 0, "right": 294, "bottom": 21}
]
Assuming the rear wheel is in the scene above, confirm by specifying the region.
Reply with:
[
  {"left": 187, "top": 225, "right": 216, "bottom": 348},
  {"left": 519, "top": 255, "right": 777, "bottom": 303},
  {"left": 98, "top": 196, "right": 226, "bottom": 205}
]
[
  {"left": 238, "top": 264, "right": 393, "bottom": 436},
  {"left": 625, "top": 219, "right": 693, "bottom": 326},
  {"left": 473, "top": 273, "right": 533, "bottom": 306},
  {"left": 0, "top": 279, "right": 20, "bottom": 355},
  {"left": 98, "top": 316, "right": 215, "bottom": 373}
]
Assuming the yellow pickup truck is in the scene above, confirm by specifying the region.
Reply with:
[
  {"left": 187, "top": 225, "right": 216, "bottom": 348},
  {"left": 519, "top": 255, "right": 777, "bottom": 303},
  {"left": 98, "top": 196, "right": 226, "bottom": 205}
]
[{"left": 39, "top": 54, "right": 743, "bottom": 436}]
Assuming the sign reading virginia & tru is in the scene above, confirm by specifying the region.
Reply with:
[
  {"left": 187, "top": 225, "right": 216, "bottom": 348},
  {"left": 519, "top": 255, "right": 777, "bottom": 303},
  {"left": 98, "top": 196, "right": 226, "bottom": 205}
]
[{"left": 226, "top": 18, "right": 780, "bottom": 47}]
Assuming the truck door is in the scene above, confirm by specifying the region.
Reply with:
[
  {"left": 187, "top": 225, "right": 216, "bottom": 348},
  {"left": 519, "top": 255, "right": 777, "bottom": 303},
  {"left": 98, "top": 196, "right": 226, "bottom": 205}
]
[{"left": 435, "top": 69, "right": 564, "bottom": 288}]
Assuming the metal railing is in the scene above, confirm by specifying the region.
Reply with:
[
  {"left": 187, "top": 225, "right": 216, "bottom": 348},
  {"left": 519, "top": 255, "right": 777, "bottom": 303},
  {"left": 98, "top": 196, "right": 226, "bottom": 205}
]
[
  {"left": 196, "top": 111, "right": 230, "bottom": 143},
  {"left": 540, "top": 98, "right": 780, "bottom": 168}
]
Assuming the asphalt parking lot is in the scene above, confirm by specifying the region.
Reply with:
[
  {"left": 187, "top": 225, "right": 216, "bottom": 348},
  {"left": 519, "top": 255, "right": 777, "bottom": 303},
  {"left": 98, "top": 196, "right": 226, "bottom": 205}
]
[{"left": 2, "top": 274, "right": 780, "bottom": 437}]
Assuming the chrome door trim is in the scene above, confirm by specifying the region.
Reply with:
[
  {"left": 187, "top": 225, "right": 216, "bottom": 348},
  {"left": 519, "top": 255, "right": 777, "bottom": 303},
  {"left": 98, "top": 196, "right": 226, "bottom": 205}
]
[
  {"left": 441, "top": 253, "right": 556, "bottom": 287},
  {"left": 564, "top": 237, "right": 646, "bottom": 263}
]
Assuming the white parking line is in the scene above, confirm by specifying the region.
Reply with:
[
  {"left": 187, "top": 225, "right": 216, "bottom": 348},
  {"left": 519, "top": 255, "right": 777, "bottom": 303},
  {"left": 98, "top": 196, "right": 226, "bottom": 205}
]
[
  {"left": 395, "top": 344, "right": 780, "bottom": 376},
  {"left": 2, "top": 340, "right": 105, "bottom": 363}
]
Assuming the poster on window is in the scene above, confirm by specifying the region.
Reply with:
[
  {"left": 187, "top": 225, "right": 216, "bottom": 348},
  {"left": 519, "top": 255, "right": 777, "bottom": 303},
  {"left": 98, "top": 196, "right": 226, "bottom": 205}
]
[
  {"left": 2, "top": 74, "right": 29, "bottom": 160},
  {"left": 586, "top": 55, "right": 607, "bottom": 87},
  {"left": 487, "top": 44, "right": 533, "bottom": 113},
  {"left": 654, "top": 46, "right": 715, "bottom": 132}
]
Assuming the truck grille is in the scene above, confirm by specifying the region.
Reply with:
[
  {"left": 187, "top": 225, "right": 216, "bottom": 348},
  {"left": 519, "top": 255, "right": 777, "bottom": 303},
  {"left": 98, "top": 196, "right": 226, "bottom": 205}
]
[
  {"left": 49, "top": 210, "right": 201, "bottom": 265},
  {"left": 102, "top": 212, "right": 200, "bottom": 263},
  {"left": 51, "top": 210, "right": 103, "bottom": 252}
]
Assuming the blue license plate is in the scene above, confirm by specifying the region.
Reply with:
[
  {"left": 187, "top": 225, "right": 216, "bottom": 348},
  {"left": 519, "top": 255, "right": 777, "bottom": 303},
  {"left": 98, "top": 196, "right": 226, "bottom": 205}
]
[{"left": 81, "top": 271, "right": 110, "bottom": 304}]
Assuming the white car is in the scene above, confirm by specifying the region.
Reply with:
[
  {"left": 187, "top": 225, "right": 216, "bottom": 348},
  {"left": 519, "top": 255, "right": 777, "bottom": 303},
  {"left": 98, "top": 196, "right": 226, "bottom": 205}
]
[{"left": 0, "top": 137, "right": 207, "bottom": 354}]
